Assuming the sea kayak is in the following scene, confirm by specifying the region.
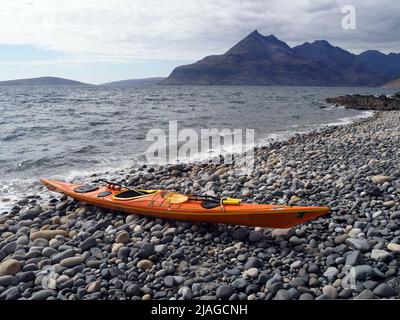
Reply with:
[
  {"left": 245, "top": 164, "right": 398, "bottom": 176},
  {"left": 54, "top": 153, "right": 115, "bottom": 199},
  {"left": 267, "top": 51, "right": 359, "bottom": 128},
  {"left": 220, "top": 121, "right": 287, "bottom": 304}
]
[{"left": 40, "top": 179, "right": 330, "bottom": 228}]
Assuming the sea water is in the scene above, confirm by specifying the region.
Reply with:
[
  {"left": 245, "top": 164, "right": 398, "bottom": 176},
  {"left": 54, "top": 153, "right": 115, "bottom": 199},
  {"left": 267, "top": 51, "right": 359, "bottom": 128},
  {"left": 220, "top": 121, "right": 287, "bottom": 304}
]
[{"left": 0, "top": 85, "right": 396, "bottom": 211}]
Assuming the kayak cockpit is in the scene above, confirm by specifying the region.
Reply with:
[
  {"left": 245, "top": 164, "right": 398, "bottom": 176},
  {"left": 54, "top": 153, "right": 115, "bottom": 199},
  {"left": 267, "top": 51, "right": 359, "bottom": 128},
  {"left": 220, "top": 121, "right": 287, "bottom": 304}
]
[{"left": 113, "top": 189, "right": 159, "bottom": 200}]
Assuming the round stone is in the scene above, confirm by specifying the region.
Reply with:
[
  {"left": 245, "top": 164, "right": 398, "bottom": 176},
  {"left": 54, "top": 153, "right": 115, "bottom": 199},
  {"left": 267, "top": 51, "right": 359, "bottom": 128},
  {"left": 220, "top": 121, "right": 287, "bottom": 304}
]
[
  {"left": 322, "top": 285, "right": 337, "bottom": 299},
  {"left": 60, "top": 256, "right": 84, "bottom": 268},
  {"left": 30, "top": 230, "right": 69, "bottom": 240},
  {"left": 371, "top": 175, "right": 391, "bottom": 184},
  {"left": 117, "top": 247, "right": 131, "bottom": 260},
  {"left": 241, "top": 188, "right": 252, "bottom": 197},
  {"left": 354, "top": 289, "right": 376, "bottom": 300},
  {"left": 323, "top": 267, "right": 339, "bottom": 280},
  {"left": 271, "top": 228, "right": 294, "bottom": 239},
  {"left": 345, "top": 250, "right": 364, "bottom": 266},
  {"left": 2, "top": 242, "right": 17, "bottom": 255},
  {"left": 371, "top": 249, "right": 391, "bottom": 262},
  {"left": 387, "top": 243, "right": 400, "bottom": 253},
  {"left": 299, "top": 293, "right": 314, "bottom": 300},
  {"left": 178, "top": 286, "right": 193, "bottom": 300},
  {"left": 244, "top": 257, "right": 261, "bottom": 270},
  {"left": 290, "top": 260, "right": 302, "bottom": 270},
  {"left": 125, "top": 215, "right": 139, "bottom": 224},
  {"left": 248, "top": 231, "right": 266, "bottom": 242},
  {"left": 126, "top": 284, "right": 141, "bottom": 297},
  {"left": 86, "top": 280, "right": 101, "bottom": 293},
  {"left": 351, "top": 265, "right": 374, "bottom": 280},
  {"left": 289, "top": 277, "right": 305, "bottom": 288},
  {"left": 138, "top": 243, "right": 155, "bottom": 258},
  {"left": 32, "top": 238, "right": 49, "bottom": 247},
  {"left": 275, "top": 289, "right": 290, "bottom": 300},
  {"left": 0, "top": 275, "right": 19, "bottom": 287},
  {"left": 246, "top": 268, "right": 259, "bottom": 278},
  {"left": 164, "top": 276, "right": 176, "bottom": 287},
  {"left": 216, "top": 284, "right": 233, "bottom": 299},
  {"left": 373, "top": 283, "right": 396, "bottom": 297},
  {"left": 348, "top": 228, "right": 361, "bottom": 238},
  {"left": 345, "top": 238, "right": 370, "bottom": 253},
  {"left": 137, "top": 260, "right": 154, "bottom": 271},
  {"left": 0, "top": 259, "right": 22, "bottom": 277},
  {"left": 231, "top": 278, "right": 248, "bottom": 290},
  {"left": 31, "top": 289, "right": 55, "bottom": 300},
  {"left": 79, "top": 237, "right": 97, "bottom": 251},
  {"left": 17, "top": 271, "right": 35, "bottom": 282},
  {"left": 115, "top": 231, "right": 130, "bottom": 244}
]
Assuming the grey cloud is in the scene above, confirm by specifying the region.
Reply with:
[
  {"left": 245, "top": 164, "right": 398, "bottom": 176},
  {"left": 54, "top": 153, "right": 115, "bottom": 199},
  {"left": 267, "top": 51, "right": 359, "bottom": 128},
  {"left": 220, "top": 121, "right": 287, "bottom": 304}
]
[
  {"left": 305, "top": 0, "right": 338, "bottom": 13},
  {"left": 0, "top": 0, "right": 398, "bottom": 62},
  {"left": 177, "top": 0, "right": 400, "bottom": 57}
]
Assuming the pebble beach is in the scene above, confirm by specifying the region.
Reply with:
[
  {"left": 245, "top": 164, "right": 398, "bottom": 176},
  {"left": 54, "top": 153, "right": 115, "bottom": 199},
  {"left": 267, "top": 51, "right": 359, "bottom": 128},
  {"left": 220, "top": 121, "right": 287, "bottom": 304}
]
[{"left": 1, "top": 110, "right": 400, "bottom": 300}]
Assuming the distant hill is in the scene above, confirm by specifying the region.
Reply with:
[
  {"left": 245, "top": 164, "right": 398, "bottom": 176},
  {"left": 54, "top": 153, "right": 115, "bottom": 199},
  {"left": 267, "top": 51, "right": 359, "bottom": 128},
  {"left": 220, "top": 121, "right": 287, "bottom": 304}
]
[
  {"left": 382, "top": 78, "right": 400, "bottom": 88},
  {"left": 0, "top": 76, "right": 89, "bottom": 86},
  {"left": 162, "top": 30, "right": 400, "bottom": 86},
  {"left": 103, "top": 77, "right": 165, "bottom": 86}
]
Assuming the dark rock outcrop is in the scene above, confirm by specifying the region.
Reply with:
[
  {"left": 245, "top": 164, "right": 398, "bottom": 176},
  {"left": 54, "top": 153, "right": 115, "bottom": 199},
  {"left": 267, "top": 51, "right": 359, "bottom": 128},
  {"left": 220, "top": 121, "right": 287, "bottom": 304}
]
[{"left": 326, "top": 92, "right": 400, "bottom": 111}]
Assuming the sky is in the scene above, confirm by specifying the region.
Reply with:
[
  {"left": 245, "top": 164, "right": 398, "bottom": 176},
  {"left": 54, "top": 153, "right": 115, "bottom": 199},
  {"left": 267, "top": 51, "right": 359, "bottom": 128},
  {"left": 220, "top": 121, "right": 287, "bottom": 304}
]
[{"left": 0, "top": 0, "right": 399, "bottom": 84}]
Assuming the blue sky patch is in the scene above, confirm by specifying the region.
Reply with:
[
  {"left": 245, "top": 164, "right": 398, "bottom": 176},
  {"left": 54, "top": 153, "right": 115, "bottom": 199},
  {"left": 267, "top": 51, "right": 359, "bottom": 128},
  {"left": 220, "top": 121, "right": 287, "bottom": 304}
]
[{"left": 0, "top": 44, "right": 66, "bottom": 62}]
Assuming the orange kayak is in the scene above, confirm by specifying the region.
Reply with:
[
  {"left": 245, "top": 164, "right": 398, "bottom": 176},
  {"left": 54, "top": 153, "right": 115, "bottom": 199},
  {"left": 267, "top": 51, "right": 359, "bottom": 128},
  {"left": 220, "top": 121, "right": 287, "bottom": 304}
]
[{"left": 40, "top": 179, "right": 330, "bottom": 228}]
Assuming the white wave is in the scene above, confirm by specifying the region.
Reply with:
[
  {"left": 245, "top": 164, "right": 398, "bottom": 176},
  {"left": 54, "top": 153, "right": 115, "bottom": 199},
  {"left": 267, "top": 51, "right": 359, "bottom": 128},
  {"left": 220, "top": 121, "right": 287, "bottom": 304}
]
[
  {"left": 0, "top": 177, "right": 42, "bottom": 213},
  {"left": 322, "top": 105, "right": 346, "bottom": 111},
  {"left": 326, "top": 111, "right": 374, "bottom": 126},
  {"left": 0, "top": 156, "right": 143, "bottom": 214}
]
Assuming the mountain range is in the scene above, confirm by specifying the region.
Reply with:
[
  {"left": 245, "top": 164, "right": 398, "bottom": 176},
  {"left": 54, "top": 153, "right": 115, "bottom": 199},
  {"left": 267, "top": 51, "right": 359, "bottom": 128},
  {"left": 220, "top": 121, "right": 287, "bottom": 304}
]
[
  {"left": 162, "top": 30, "right": 400, "bottom": 86},
  {"left": 2, "top": 34, "right": 400, "bottom": 88}
]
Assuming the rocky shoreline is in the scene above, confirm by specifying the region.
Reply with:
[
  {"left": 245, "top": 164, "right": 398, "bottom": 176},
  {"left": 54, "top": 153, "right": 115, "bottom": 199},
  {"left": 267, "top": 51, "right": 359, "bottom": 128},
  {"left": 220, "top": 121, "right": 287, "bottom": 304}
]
[
  {"left": 1, "top": 111, "right": 400, "bottom": 300},
  {"left": 326, "top": 92, "right": 400, "bottom": 111}
]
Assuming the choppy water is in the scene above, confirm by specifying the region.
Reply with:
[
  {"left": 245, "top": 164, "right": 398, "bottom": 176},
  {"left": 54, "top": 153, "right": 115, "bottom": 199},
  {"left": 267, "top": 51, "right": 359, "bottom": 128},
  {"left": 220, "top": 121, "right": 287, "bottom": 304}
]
[{"left": 0, "top": 85, "right": 397, "bottom": 211}]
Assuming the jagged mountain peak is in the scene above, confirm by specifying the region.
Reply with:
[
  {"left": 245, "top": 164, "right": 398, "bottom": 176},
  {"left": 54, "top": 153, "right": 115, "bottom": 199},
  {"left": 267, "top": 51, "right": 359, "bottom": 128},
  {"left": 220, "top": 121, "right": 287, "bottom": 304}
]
[
  {"left": 312, "top": 39, "right": 333, "bottom": 47},
  {"left": 295, "top": 39, "right": 347, "bottom": 53},
  {"left": 239, "top": 30, "right": 284, "bottom": 44},
  {"left": 226, "top": 30, "right": 292, "bottom": 56},
  {"left": 162, "top": 31, "right": 400, "bottom": 86},
  {"left": 246, "top": 29, "right": 263, "bottom": 37},
  {"left": 359, "top": 49, "right": 386, "bottom": 57},
  {"left": 293, "top": 39, "right": 356, "bottom": 67}
]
